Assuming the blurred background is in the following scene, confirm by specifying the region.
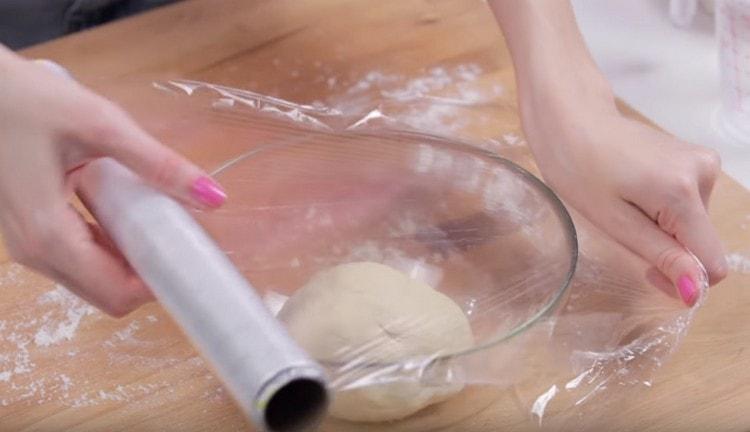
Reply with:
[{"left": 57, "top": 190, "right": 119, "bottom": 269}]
[{"left": 572, "top": 0, "right": 750, "bottom": 187}]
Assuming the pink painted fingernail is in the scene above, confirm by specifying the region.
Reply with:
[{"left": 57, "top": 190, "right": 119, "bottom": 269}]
[
  {"left": 191, "top": 176, "right": 226, "bottom": 208},
  {"left": 677, "top": 275, "right": 697, "bottom": 306}
]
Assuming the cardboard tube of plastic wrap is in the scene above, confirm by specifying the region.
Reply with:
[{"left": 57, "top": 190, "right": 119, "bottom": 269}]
[{"left": 77, "top": 158, "right": 329, "bottom": 432}]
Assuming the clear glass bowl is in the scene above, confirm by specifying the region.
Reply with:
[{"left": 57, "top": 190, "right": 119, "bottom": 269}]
[{"left": 196, "top": 129, "right": 577, "bottom": 368}]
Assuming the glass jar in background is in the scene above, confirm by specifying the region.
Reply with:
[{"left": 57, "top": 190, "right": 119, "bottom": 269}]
[
  {"left": 716, "top": 0, "right": 750, "bottom": 144},
  {"left": 669, "top": 0, "right": 715, "bottom": 27}
]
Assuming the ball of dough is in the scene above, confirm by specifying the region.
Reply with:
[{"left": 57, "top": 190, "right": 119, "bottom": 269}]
[{"left": 278, "top": 261, "right": 474, "bottom": 422}]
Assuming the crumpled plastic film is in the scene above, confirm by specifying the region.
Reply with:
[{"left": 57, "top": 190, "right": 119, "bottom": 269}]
[
  {"left": 513, "top": 242, "right": 708, "bottom": 428},
  {"left": 148, "top": 77, "right": 707, "bottom": 428}
]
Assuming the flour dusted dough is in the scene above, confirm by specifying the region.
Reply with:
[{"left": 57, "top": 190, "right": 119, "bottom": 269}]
[{"left": 278, "top": 261, "right": 474, "bottom": 422}]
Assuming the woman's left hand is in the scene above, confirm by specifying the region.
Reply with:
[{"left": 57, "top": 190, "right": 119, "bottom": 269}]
[
  {"left": 522, "top": 97, "right": 727, "bottom": 305},
  {"left": 489, "top": 0, "right": 727, "bottom": 306}
]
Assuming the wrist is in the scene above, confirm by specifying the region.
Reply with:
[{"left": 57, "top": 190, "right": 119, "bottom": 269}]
[
  {"left": 488, "top": 0, "right": 619, "bottom": 146},
  {"left": 518, "top": 47, "right": 617, "bottom": 115},
  {"left": 518, "top": 64, "right": 619, "bottom": 146}
]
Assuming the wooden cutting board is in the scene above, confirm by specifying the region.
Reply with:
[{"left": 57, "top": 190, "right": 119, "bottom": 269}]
[{"left": 2, "top": 0, "right": 748, "bottom": 431}]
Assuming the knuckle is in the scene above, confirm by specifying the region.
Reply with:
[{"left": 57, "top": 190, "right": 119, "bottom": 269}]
[
  {"left": 655, "top": 206, "right": 682, "bottom": 235},
  {"left": 78, "top": 101, "right": 126, "bottom": 145},
  {"left": 665, "top": 175, "right": 695, "bottom": 202},
  {"left": 85, "top": 117, "right": 120, "bottom": 145},
  {"left": 101, "top": 282, "right": 149, "bottom": 318},
  {"left": 655, "top": 246, "right": 688, "bottom": 277},
  {"left": 709, "top": 260, "right": 729, "bottom": 284},
  {"left": 35, "top": 221, "right": 68, "bottom": 250},
  {"left": 103, "top": 302, "right": 135, "bottom": 318},
  {"left": 148, "top": 152, "right": 184, "bottom": 189},
  {"left": 695, "top": 148, "right": 721, "bottom": 178},
  {"left": 7, "top": 242, "right": 36, "bottom": 267},
  {"left": 100, "top": 294, "right": 136, "bottom": 318},
  {"left": 10, "top": 219, "right": 66, "bottom": 266}
]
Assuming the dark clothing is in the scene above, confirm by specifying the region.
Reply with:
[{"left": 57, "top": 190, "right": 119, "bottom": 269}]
[{"left": 0, "top": 0, "right": 179, "bottom": 49}]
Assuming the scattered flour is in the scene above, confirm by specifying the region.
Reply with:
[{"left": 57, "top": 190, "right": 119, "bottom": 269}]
[
  {"left": 0, "top": 272, "right": 222, "bottom": 411},
  {"left": 502, "top": 132, "right": 524, "bottom": 146},
  {"left": 103, "top": 320, "right": 141, "bottom": 348},
  {"left": 71, "top": 381, "right": 173, "bottom": 408},
  {"left": 0, "top": 283, "right": 99, "bottom": 394},
  {"left": 345, "top": 64, "right": 489, "bottom": 104},
  {"left": 34, "top": 285, "right": 97, "bottom": 347},
  {"left": 326, "top": 63, "right": 505, "bottom": 136},
  {"left": 726, "top": 252, "right": 750, "bottom": 274}
]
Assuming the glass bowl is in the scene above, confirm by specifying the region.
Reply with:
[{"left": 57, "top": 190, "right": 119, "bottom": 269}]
[{"left": 195, "top": 128, "right": 578, "bottom": 421}]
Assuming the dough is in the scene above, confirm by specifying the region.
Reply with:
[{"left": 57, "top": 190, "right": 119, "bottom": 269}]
[{"left": 278, "top": 261, "right": 474, "bottom": 422}]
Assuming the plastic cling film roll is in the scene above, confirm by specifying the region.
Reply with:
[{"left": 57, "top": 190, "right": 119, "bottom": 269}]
[{"left": 78, "top": 159, "right": 329, "bottom": 432}]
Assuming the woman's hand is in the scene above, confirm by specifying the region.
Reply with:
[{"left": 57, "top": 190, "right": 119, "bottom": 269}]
[
  {"left": 0, "top": 48, "right": 226, "bottom": 316},
  {"left": 489, "top": 0, "right": 727, "bottom": 305},
  {"left": 524, "top": 98, "right": 727, "bottom": 305}
]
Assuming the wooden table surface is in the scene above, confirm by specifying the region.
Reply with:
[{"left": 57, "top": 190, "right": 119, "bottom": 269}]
[{"left": 4, "top": 0, "right": 750, "bottom": 431}]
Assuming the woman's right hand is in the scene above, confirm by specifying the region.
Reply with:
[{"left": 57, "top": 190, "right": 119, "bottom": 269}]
[{"left": 0, "top": 47, "right": 226, "bottom": 316}]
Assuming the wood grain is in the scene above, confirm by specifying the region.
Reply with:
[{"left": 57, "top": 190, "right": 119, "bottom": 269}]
[{"left": 2, "top": 0, "right": 747, "bottom": 431}]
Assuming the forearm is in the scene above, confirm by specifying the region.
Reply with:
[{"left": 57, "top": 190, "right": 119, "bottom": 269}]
[{"left": 488, "top": 1, "right": 617, "bottom": 131}]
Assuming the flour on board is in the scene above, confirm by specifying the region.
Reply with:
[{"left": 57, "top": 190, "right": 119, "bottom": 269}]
[
  {"left": 326, "top": 63, "right": 505, "bottom": 136},
  {"left": 34, "top": 285, "right": 97, "bottom": 347},
  {"left": 727, "top": 252, "right": 750, "bottom": 274},
  {"left": 0, "top": 276, "right": 222, "bottom": 409}
]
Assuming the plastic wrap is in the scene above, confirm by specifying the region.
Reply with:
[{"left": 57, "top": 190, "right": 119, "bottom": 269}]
[
  {"left": 147, "top": 77, "right": 707, "bottom": 428},
  {"left": 78, "top": 159, "right": 329, "bottom": 432}
]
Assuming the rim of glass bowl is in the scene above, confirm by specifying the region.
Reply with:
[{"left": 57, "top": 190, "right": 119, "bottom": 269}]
[{"left": 209, "top": 128, "right": 579, "bottom": 363}]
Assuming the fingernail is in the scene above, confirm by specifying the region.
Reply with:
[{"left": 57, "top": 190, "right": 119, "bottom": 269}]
[
  {"left": 677, "top": 275, "right": 697, "bottom": 306},
  {"left": 191, "top": 176, "right": 226, "bottom": 208}
]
